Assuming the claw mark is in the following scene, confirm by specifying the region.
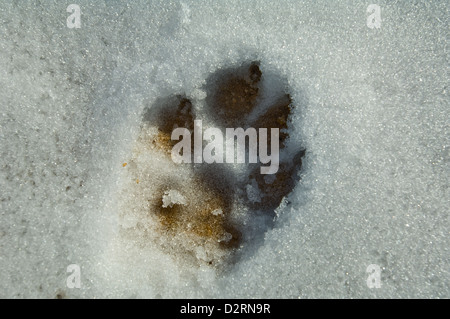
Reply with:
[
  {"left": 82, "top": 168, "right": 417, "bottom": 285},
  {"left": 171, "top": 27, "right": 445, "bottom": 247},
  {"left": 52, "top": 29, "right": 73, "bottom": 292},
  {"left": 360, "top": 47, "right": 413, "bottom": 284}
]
[{"left": 252, "top": 94, "right": 292, "bottom": 149}]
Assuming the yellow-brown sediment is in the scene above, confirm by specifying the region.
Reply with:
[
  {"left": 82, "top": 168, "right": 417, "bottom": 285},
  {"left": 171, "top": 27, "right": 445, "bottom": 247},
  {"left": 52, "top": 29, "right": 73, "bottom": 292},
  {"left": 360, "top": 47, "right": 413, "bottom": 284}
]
[
  {"left": 151, "top": 180, "right": 239, "bottom": 249},
  {"left": 152, "top": 131, "right": 173, "bottom": 154}
]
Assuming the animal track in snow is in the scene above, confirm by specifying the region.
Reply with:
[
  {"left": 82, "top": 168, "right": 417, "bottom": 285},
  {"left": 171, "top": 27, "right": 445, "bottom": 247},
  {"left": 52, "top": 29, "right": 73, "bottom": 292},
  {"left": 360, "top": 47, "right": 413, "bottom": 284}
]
[{"left": 119, "top": 61, "right": 305, "bottom": 268}]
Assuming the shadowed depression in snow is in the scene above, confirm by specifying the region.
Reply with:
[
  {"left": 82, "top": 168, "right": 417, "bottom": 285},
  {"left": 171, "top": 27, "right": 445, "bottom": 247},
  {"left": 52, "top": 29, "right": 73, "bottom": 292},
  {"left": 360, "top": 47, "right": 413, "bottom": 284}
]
[{"left": 121, "top": 62, "right": 305, "bottom": 267}]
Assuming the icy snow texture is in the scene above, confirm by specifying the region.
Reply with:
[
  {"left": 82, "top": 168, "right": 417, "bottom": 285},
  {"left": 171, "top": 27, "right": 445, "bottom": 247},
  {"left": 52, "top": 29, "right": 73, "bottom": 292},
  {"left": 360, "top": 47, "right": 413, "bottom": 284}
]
[
  {"left": 162, "top": 190, "right": 187, "bottom": 208},
  {"left": 0, "top": 0, "right": 448, "bottom": 298}
]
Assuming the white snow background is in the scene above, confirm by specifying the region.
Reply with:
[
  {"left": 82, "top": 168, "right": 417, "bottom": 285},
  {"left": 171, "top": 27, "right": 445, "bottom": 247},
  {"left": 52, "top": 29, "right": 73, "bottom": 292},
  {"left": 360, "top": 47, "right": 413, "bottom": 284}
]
[{"left": 0, "top": 0, "right": 448, "bottom": 298}]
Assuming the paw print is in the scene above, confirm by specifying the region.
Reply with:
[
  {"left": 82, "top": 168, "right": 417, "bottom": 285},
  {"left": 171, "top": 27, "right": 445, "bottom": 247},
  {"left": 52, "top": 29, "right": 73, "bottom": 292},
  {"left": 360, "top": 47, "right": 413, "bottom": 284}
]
[{"left": 120, "top": 61, "right": 305, "bottom": 267}]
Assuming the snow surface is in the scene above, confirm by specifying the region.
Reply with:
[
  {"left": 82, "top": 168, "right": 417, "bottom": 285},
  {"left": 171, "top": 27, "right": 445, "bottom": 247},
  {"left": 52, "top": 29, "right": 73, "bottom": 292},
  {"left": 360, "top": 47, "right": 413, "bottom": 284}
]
[{"left": 0, "top": 0, "right": 448, "bottom": 298}]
